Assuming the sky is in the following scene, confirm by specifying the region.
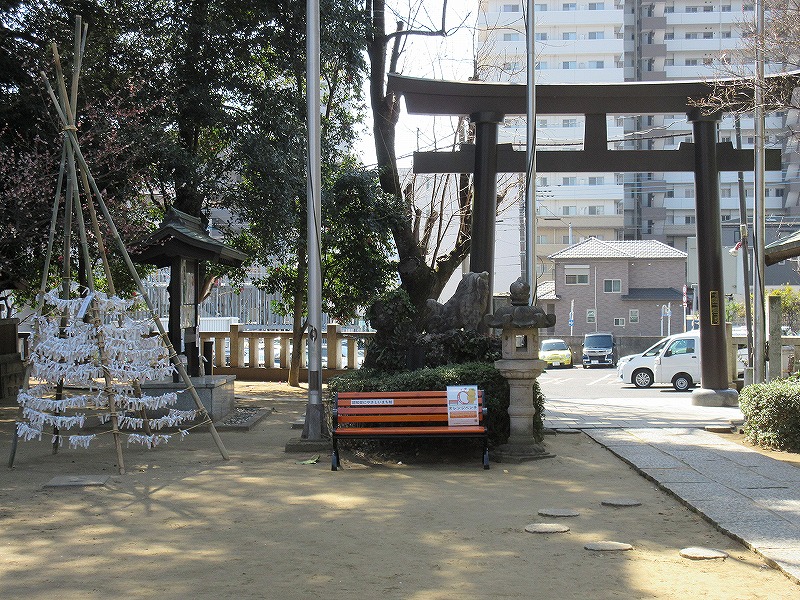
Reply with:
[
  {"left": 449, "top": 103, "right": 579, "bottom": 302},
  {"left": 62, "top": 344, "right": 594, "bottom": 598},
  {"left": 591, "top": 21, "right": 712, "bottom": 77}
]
[{"left": 355, "top": 1, "right": 478, "bottom": 169}]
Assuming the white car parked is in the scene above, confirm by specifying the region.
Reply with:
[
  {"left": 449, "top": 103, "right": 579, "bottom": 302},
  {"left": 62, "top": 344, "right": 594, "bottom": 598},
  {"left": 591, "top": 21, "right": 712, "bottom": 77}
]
[{"left": 617, "top": 331, "right": 701, "bottom": 392}]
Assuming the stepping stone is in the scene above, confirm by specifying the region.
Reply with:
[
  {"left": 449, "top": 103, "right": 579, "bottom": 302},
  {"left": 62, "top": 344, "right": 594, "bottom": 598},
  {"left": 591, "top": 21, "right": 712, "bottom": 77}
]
[
  {"left": 601, "top": 498, "right": 642, "bottom": 507},
  {"left": 525, "top": 523, "right": 570, "bottom": 534},
  {"left": 585, "top": 541, "right": 633, "bottom": 552},
  {"left": 44, "top": 475, "right": 110, "bottom": 488},
  {"left": 679, "top": 547, "right": 729, "bottom": 560},
  {"left": 538, "top": 508, "right": 580, "bottom": 518},
  {"left": 555, "top": 429, "right": 582, "bottom": 435}
]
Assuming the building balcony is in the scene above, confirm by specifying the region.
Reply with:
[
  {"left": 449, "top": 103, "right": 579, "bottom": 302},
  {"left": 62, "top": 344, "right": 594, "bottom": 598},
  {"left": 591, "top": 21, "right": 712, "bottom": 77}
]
[
  {"left": 641, "top": 16, "right": 667, "bottom": 29},
  {"left": 640, "top": 43, "right": 667, "bottom": 58},
  {"left": 638, "top": 70, "right": 667, "bottom": 81},
  {"left": 665, "top": 12, "right": 742, "bottom": 26},
  {"left": 536, "top": 38, "right": 625, "bottom": 55},
  {"left": 535, "top": 8, "right": 624, "bottom": 26},
  {"left": 665, "top": 38, "right": 739, "bottom": 53},
  {"left": 640, "top": 205, "right": 667, "bottom": 220},
  {"left": 662, "top": 222, "right": 697, "bottom": 236}
]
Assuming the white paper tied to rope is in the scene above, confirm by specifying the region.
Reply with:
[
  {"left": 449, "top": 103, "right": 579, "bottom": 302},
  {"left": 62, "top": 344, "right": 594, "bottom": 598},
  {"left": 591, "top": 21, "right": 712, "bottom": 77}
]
[
  {"left": 16, "top": 421, "right": 43, "bottom": 441},
  {"left": 22, "top": 407, "right": 86, "bottom": 430}
]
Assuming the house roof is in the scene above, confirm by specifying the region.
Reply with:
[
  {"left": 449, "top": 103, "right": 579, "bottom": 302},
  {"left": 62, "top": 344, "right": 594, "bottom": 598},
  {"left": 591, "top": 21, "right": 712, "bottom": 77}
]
[
  {"left": 130, "top": 208, "right": 247, "bottom": 268},
  {"left": 765, "top": 229, "right": 800, "bottom": 266},
  {"left": 536, "top": 280, "right": 557, "bottom": 301},
  {"left": 548, "top": 238, "right": 687, "bottom": 260}
]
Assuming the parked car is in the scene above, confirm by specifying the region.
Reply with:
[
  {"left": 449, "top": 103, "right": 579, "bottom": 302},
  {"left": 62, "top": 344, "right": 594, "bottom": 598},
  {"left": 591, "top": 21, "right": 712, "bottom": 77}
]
[
  {"left": 618, "top": 330, "right": 700, "bottom": 391},
  {"left": 582, "top": 332, "right": 616, "bottom": 368},
  {"left": 540, "top": 338, "right": 573, "bottom": 368}
]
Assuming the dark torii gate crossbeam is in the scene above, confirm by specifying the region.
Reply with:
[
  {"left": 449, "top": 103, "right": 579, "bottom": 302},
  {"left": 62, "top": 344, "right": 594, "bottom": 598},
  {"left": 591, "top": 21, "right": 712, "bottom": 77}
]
[{"left": 387, "top": 73, "right": 783, "bottom": 406}]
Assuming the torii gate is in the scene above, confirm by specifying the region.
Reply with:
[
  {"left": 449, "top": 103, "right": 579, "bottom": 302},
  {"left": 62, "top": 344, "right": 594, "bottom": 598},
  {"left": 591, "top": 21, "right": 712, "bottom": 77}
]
[{"left": 387, "top": 73, "right": 783, "bottom": 407}]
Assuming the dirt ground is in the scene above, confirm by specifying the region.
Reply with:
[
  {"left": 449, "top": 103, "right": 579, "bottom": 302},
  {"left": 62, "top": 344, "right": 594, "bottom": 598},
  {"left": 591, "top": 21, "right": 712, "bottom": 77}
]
[{"left": 1, "top": 381, "right": 799, "bottom": 600}]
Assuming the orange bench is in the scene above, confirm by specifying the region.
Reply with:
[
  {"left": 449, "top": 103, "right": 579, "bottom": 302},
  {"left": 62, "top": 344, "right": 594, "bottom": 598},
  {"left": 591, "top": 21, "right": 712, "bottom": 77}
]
[{"left": 331, "top": 390, "right": 489, "bottom": 470}]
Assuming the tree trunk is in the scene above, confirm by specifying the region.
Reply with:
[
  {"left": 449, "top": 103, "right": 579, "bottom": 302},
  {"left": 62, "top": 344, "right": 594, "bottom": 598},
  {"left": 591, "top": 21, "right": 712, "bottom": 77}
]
[
  {"left": 288, "top": 242, "right": 307, "bottom": 387},
  {"left": 366, "top": 0, "right": 471, "bottom": 318}
]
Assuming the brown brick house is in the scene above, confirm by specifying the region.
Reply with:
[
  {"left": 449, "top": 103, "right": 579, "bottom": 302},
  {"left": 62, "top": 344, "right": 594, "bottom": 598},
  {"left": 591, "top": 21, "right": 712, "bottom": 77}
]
[{"left": 541, "top": 238, "right": 688, "bottom": 337}]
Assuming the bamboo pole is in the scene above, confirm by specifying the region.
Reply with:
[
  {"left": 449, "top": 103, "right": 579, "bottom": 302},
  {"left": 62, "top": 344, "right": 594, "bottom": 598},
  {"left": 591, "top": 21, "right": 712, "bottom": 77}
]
[{"left": 40, "top": 75, "right": 230, "bottom": 462}]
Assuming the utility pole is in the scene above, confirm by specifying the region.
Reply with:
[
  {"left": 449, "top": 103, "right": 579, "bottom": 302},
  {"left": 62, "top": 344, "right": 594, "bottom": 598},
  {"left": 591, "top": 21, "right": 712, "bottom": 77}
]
[
  {"left": 303, "top": 0, "right": 323, "bottom": 440},
  {"left": 753, "top": 0, "right": 767, "bottom": 383},
  {"left": 525, "top": 0, "right": 537, "bottom": 302}
]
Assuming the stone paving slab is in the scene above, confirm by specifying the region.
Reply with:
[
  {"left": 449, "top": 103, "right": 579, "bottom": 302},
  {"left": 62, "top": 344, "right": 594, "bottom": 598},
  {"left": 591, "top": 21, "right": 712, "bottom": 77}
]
[{"left": 584, "top": 427, "right": 800, "bottom": 584}]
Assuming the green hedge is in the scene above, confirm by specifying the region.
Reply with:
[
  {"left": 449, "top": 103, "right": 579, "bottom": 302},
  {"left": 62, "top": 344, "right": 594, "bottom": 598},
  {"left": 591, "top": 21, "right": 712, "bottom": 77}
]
[
  {"left": 739, "top": 377, "right": 800, "bottom": 452},
  {"left": 327, "top": 362, "right": 546, "bottom": 446}
]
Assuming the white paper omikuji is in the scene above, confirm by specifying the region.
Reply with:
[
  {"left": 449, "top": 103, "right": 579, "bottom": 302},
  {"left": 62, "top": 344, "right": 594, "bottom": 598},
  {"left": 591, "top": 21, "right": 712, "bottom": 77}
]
[{"left": 17, "top": 287, "right": 192, "bottom": 451}]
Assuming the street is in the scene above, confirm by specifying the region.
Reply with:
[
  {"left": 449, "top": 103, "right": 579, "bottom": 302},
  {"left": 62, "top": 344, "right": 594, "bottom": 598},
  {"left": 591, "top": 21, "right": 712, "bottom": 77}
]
[{"left": 537, "top": 364, "right": 744, "bottom": 430}]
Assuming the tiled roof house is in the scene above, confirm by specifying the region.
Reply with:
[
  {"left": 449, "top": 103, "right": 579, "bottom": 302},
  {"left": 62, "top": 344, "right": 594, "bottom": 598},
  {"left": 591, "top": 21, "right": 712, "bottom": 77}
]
[{"left": 542, "top": 238, "right": 688, "bottom": 337}]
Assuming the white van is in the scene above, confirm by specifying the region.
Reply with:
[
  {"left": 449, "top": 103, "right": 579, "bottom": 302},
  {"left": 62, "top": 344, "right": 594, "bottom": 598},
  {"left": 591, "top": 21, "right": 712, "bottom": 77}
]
[{"left": 617, "top": 330, "right": 700, "bottom": 391}]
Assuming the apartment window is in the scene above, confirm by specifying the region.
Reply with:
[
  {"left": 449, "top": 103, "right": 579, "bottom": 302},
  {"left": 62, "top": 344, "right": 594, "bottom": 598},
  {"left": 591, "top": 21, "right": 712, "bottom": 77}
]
[
  {"left": 743, "top": 3, "right": 754, "bottom": 11},
  {"left": 562, "top": 205, "right": 577, "bottom": 215},
  {"left": 685, "top": 215, "right": 696, "bottom": 224},
  {"left": 503, "top": 62, "right": 521, "bottom": 70},
  {"left": 721, "top": 188, "right": 732, "bottom": 198},
  {"left": 588, "top": 176, "right": 604, "bottom": 185},
  {"left": 665, "top": 58, "right": 674, "bottom": 66},
  {"left": 588, "top": 205, "right": 605, "bottom": 215},
  {"left": 501, "top": 3, "right": 521, "bottom": 11},
  {"left": 562, "top": 118, "right": 578, "bottom": 127},
  {"left": 535, "top": 3, "right": 548, "bottom": 10},
  {"left": 562, "top": 177, "right": 577, "bottom": 186},
  {"left": 562, "top": 61, "right": 577, "bottom": 69},
  {"left": 536, "top": 176, "right": 549, "bottom": 186},
  {"left": 566, "top": 273, "right": 589, "bottom": 285},
  {"left": 685, "top": 59, "right": 698, "bottom": 66},
  {"left": 703, "top": 5, "right": 714, "bottom": 11},
  {"left": 614, "top": 318, "right": 626, "bottom": 327},
  {"left": 536, "top": 235, "right": 549, "bottom": 244},
  {"left": 604, "top": 279, "right": 621, "bottom": 293},
  {"left": 722, "top": 214, "right": 732, "bottom": 221},
  {"left": 703, "top": 57, "right": 713, "bottom": 65},
  {"left": 686, "top": 6, "right": 699, "bottom": 12},
  {"left": 563, "top": 2, "right": 577, "bottom": 10},
  {"left": 722, "top": 5, "right": 732, "bottom": 11},
  {"left": 703, "top": 32, "right": 713, "bottom": 39},
  {"left": 722, "top": 31, "right": 732, "bottom": 38},
  {"left": 721, "top": 135, "right": 731, "bottom": 142},
  {"left": 776, "top": 188, "right": 785, "bottom": 197},
  {"left": 684, "top": 188, "right": 695, "bottom": 198},
  {"left": 586, "top": 309, "right": 597, "bottom": 323},
  {"left": 535, "top": 32, "right": 548, "bottom": 40},
  {"left": 629, "top": 309, "right": 639, "bottom": 324},
  {"left": 562, "top": 235, "right": 573, "bottom": 244},
  {"left": 666, "top": 190, "right": 675, "bottom": 198},
  {"left": 588, "top": 60, "right": 605, "bottom": 69},
  {"left": 685, "top": 32, "right": 699, "bottom": 39},
  {"left": 503, "top": 33, "right": 521, "bottom": 41},
  {"left": 588, "top": 31, "right": 604, "bottom": 39},
  {"left": 588, "top": 2, "right": 605, "bottom": 9},
  {"left": 562, "top": 32, "right": 577, "bottom": 40},
  {"left": 664, "top": 32, "right": 674, "bottom": 40},
  {"left": 535, "top": 61, "right": 548, "bottom": 70},
  {"left": 664, "top": 5, "right": 674, "bottom": 12}
]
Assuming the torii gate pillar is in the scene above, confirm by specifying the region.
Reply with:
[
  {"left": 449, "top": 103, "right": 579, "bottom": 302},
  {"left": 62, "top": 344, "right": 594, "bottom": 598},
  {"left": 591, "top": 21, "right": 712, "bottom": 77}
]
[
  {"left": 688, "top": 108, "right": 738, "bottom": 407},
  {"left": 469, "top": 111, "right": 504, "bottom": 301}
]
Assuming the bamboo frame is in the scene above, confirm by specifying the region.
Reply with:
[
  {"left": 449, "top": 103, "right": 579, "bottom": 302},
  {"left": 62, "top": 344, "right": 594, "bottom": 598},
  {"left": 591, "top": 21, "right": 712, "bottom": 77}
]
[{"left": 8, "top": 16, "right": 229, "bottom": 470}]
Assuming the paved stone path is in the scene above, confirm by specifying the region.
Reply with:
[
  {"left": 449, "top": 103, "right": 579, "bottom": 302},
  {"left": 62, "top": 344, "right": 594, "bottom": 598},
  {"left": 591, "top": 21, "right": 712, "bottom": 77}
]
[{"left": 585, "top": 427, "right": 800, "bottom": 583}]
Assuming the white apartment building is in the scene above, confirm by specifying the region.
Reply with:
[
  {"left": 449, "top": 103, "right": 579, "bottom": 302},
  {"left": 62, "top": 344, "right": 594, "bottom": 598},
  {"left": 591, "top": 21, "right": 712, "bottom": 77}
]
[{"left": 474, "top": 0, "right": 797, "bottom": 291}]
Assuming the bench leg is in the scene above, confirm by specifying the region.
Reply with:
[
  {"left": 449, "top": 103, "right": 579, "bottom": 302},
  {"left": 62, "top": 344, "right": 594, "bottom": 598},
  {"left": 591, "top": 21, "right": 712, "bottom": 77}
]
[
  {"left": 483, "top": 440, "right": 490, "bottom": 470},
  {"left": 331, "top": 438, "right": 340, "bottom": 471}
]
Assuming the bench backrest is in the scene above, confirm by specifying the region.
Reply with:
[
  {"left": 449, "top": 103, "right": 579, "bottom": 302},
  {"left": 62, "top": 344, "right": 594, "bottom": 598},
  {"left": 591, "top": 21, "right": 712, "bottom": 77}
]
[{"left": 334, "top": 390, "right": 485, "bottom": 427}]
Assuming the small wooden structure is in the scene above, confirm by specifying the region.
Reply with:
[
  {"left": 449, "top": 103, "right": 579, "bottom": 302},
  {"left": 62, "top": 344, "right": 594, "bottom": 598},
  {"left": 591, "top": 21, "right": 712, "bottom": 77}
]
[{"left": 131, "top": 208, "right": 246, "bottom": 377}]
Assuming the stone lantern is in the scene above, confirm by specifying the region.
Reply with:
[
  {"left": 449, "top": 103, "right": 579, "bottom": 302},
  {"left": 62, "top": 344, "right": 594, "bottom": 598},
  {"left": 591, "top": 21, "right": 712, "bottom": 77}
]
[{"left": 484, "top": 278, "right": 556, "bottom": 462}]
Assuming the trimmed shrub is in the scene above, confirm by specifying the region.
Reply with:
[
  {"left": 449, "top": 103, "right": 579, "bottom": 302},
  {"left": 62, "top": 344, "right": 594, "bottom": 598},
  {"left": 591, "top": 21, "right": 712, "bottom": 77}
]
[
  {"left": 739, "top": 377, "right": 800, "bottom": 452},
  {"left": 328, "top": 362, "right": 546, "bottom": 446}
]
